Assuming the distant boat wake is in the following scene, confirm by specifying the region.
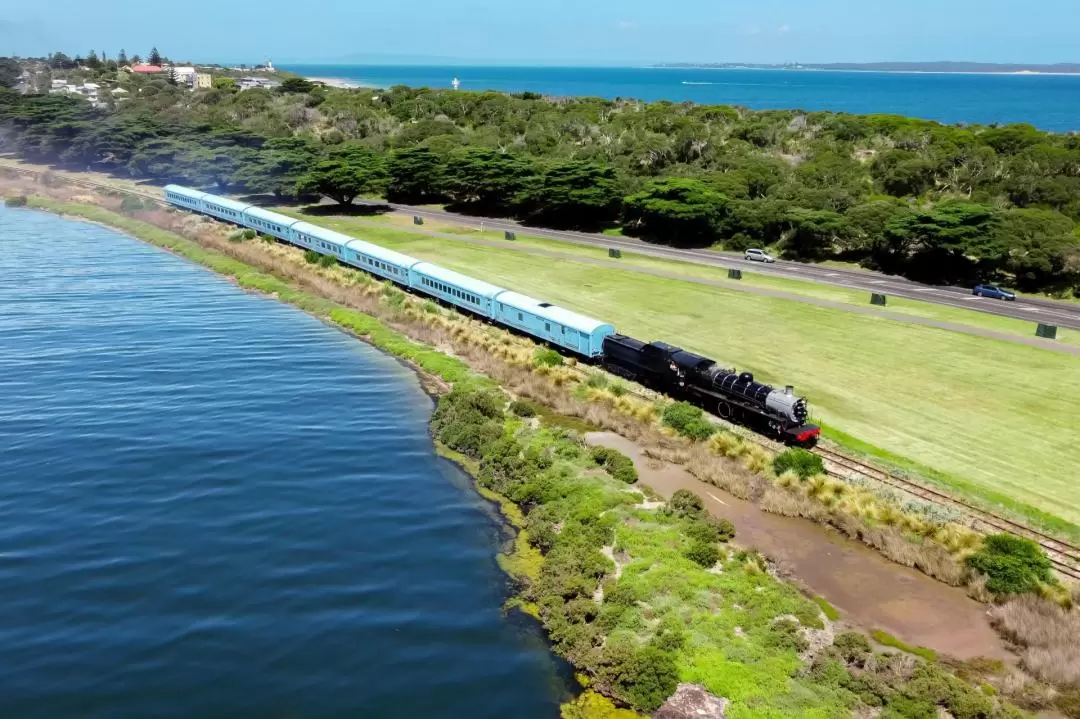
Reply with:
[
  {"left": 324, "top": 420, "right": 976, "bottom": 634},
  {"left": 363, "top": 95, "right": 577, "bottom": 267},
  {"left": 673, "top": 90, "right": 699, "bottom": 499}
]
[{"left": 681, "top": 81, "right": 767, "bottom": 86}]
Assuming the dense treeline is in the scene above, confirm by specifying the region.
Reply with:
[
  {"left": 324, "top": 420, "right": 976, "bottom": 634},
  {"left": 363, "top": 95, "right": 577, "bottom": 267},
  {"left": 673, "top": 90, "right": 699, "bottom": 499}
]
[{"left": 2, "top": 67, "right": 1079, "bottom": 292}]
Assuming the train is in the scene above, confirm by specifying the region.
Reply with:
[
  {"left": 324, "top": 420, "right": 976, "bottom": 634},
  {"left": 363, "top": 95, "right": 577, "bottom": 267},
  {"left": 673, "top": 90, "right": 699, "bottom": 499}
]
[{"left": 163, "top": 185, "right": 821, "bottom": 445}]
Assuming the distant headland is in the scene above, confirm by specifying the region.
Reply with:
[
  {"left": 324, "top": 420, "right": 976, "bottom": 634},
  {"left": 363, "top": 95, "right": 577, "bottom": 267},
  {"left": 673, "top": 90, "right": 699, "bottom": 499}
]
[{"left": 652, "top": 61, "right": 1080, "bottom": 75}]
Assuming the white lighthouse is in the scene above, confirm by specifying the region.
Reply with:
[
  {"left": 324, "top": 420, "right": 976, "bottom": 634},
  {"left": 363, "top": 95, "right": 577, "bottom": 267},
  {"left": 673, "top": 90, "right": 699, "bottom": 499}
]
[{"left": 451, "top": 77, "right": 460, "bottom": 90}]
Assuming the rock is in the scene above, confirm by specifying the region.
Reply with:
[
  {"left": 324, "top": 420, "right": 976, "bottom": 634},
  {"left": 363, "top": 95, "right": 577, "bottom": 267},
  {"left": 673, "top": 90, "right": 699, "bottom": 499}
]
[{"left": 654, "top": 683, "right": 728, "bottom": 719}]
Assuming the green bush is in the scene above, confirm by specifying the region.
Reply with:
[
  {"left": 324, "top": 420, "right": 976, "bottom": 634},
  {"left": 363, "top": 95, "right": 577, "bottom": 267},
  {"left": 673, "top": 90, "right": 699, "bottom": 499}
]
[
  {"left": 685, "top": 516, "right": 735, "bottom": 544},
  {"left": 534, "top": 348, "right": 564, "bottom": 367},
  {"left": 243, "top": 228, "right": 257, "bottom": 240},
  {"left": 509, "top": 399, "right": 538, "bottom": 417},
  {"left": 596, "top": 638, "right": 679, "bottom": 713},
  {"left": 766, "top": 618, "right": 810, "bottom": 653},
  {"left": 662, "top": 402, "right": 716, "bottom": 440},
  {"left": 684, "top": 540, "right": 721, "bottom": 568},
  {"left": 303, "top": 250, "right": 322, "bottom": 264},
  {"left": 772, "top": 448, "right": 824, "bottom": 479},
  {"left": 833, "top": 631, "right": 872, "bottom": 666},
  {"left": 584, "top": 371, "right": 609, "bottom": 389},
  {"left": 318, "top": 253, "right": 337, "bottom": 268},
  {"left": 589, "top": 446, "right": 638, "bottom": 484},
  {"left": 608, "top": 380, "right": 627, "bottom": 397},
  {"left": 119, "top": 195, "right": 145, "bottom": 212},
  {"left": 669, "top": 489, "right": 705, "bottom": 519},
  {"left": 966, "top": 533, "right": 1054, "bottom": 596},
  {"left": 5, "top": 195, "right": 28, "bottom": 207},
  {"left": 228, "top": 230, "right": 246, "bottom": 242}
]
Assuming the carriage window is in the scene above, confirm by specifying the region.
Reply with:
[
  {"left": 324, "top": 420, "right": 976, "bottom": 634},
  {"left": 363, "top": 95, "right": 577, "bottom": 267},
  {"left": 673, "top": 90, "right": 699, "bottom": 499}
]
[
  {"left": 518, "top": 312, "right": 523, "bottom": 321},
  {"left": 545, "top": 323, "right": 551, "bottom": 331}
]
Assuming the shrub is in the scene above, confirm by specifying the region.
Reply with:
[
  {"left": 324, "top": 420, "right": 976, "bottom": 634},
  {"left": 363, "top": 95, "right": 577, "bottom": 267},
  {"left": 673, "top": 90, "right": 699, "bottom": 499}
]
[
  {"left": 609, "top": 380, "right": 628, "bottom": 397},
  {"left": 596, "top": 641, "right": 679, "bottom": 713},
  {"left": 534, "top": 348, "right": 564, "bottom": 367},
  {"left": 766, "top": 618, "right": 810, "bottom": 653},
  {"left": 684, "top": 540, "right": 721, "bottom": 568},
  {"left": 966, "top": 533, "right": 1054, "bottom": 596},
  {"left": 772, "top": 448, "right": 824, "bottom": 479},
  {"left": 662, "top": 401, "right": 716, "bottom": 440},
  {"left": 318, "top": 253, "right": 337, "bottom": 268},
  {"left": 243, "top": 228, "right": 257, "bottom": 240},
  {"left": 589, "top": 446, "right": 638, "bottom": 484},
  {"left": 510, "top": 399, "right": 538, "bottom": 417},
  {"left": 119, "top": 195, "right": 144, "bottom": 212},
  {"left": 584, "top": 371, "right": 608, "bottom": 389},
  {"left": 685, "top": 516, "right": 736, "bottom": 544},
  {"left": 669, "top": 489, "right": 705, "bottom": 519},
  {"left": 5, "top": 195, "right": 28, "bottom": 207},
  {"left": 1056, "top": 691, "right": 1080, "bottom": 719},
  {"left": 834, "top": 631, "right": 872, "bottom": 666},
  {"left": 228, "top": 230, "right": 246, "bottom": 242},
  {"left": 303, "top": 250, "right": 322, "bottom": 264}
]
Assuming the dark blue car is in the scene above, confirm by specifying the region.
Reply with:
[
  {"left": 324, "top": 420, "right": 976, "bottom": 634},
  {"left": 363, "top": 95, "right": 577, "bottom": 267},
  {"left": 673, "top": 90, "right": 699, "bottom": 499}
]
[{"left": 973, "top": 284, "right": 1016, "bottom": 301}]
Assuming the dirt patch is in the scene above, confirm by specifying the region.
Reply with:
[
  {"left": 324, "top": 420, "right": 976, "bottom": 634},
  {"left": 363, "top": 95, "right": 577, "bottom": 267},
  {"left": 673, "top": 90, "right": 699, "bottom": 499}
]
[{"left": 587, "top": 431, "right": 1011, "bottom": 661}]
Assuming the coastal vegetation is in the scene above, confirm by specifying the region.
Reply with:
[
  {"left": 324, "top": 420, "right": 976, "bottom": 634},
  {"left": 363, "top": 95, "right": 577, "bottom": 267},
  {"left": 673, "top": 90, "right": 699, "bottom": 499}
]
[
  {"left": 1, "top": 67, "right": 1079, "bottom": 295},
  {"left": 3, "top": 175, "right": 1074, "bottom": 717}
]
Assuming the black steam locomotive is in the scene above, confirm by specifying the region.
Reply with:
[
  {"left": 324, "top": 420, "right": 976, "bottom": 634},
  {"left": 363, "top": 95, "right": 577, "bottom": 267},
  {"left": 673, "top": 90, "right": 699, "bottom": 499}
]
[{"left": 601, "top": 334, "right": 820, "bottom": 445}]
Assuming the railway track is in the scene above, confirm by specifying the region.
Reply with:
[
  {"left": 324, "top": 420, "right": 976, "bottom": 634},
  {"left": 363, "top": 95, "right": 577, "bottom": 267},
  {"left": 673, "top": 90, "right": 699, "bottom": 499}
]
[
  {"left": 814, "top": 446, "right": 1080, "bottom": 582},
  {"left": 8, "top": 162, "right": 1078, "bottom": 583}
]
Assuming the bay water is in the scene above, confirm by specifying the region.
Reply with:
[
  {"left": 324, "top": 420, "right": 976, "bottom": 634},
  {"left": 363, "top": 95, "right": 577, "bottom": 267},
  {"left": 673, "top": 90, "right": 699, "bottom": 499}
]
[
  {"left": 0, "top": 206, "right": 568, "bottom": 719},
  {"left": 287, "top": 64, "right": 1080, "bottom": 131}
]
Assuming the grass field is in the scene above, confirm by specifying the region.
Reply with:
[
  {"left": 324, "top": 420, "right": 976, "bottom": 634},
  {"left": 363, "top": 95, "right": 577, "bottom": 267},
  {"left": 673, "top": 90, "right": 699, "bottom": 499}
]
[
  {"left": 327, "top": 211, "right": 1080, "bottom": 348},
  {"left": 278, "top": 208, "right": 1080, "bottom": 527}
]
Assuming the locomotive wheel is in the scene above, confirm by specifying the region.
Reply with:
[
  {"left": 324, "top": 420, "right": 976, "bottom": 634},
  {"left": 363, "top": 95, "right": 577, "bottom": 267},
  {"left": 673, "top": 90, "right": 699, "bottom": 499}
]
[{"left": 716, "top": 401, "right": 732, "bottom": 419}]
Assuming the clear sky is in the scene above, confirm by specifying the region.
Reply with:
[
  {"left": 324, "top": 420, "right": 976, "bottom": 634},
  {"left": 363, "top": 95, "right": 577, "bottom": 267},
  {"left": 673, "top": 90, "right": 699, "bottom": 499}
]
[{"left": 2, "top": 0, "right": 1077, "bottom": 65}]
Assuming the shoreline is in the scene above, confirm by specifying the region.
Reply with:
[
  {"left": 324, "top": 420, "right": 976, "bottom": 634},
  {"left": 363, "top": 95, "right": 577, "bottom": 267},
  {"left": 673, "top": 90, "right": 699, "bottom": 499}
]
[{"left": 303, "top": 75, "right": 374, "bottom": 89}]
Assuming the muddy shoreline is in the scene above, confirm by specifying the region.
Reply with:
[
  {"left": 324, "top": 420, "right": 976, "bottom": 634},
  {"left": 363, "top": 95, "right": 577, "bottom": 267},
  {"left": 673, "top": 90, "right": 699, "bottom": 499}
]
[{"left": 587, "top": 431, "right": 1010, "bottom": 661}]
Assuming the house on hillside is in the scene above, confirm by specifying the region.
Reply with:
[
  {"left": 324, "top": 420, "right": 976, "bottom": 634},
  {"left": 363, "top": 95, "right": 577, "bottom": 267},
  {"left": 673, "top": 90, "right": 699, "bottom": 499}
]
[
  {"left": 195, "top": 73, "right": 212, "bottom": 88},
  {"left": 169, "top": 65, "right": 197, "bottom": 85},
  {"left": 126, "top": 64, "right": 164, "bottom": 74}
]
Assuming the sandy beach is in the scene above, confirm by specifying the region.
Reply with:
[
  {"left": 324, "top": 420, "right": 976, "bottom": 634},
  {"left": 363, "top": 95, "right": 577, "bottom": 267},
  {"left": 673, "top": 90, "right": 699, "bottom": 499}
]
[{"left": 304, "top": 76, "right": 371, "bottom": 89}]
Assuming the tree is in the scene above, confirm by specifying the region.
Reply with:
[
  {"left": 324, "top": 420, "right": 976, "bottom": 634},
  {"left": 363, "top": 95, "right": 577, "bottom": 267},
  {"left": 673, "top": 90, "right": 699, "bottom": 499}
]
[
  {"left": 166, "top": 67, "right": 178, "bottom": 85},
  {"left": 623, "top": 177, "right": 729, "bottom": 247},
  {"left": 784, "top": 208, "right": 850, "bottom": 259},
  {"left": 130, "top": 54, "right": 142, "bottom": 65},
  {"left": 386, "top": 146, "right": 446, "bottom": 202},
  {"left": 0, "top": 58, "right": 19, "bottom": 89},
  {"left": 277, "top": 77, "right": 316, "bottom": 94},
  {"left": 118, "top": 49, "right": 128, "bottom": 66},
  {"left": 877, "top": 201, "right": 1000, "bottom": 282},
  {"left": 994, "top": 208, "right": 1080, "bottom": 291},
  {"left": 871, "top": 149, "right": 938, "bottom": 197},
  {"left": 234, "top": 137, "right": 321, "bottom": 197},
  {"left": 85, "top": 50, "right": 101, "bottom": 70},
  {"left": 148, "top": 47, "right": 162, "bottom": 66},
  {"left": 518, "top": 160, "right": 622, "bottom": 229},
  {"left": 442, "top": 147, "right": 533, "bottom": 214},
  {"left": 296, "top": 143, "right": 388, "bottom": 205}
]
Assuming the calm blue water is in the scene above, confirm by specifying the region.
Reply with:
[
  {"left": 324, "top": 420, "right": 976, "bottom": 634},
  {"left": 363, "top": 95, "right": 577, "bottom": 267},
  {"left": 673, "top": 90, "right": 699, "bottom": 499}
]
[
  {"left": 286, "top": 64, "right": 1080, "bottom": 131},
  {"left": 0, "top": 206, "right": 568, "bottom": 719}
]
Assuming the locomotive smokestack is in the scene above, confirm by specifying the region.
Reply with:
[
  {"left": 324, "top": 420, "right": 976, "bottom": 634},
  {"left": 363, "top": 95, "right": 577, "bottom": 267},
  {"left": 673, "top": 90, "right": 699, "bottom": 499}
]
[{"left": 785, "top": 386, "right": 793, "bottom": 395}]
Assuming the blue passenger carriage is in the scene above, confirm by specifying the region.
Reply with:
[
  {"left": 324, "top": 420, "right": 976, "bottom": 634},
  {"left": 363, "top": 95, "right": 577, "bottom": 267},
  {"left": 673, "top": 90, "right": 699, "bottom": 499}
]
[
  {"left": 200, "top": 195, "right": 251, "bottom": 224},
  {"left": 343, "top": 239, "right": 420, "bottom": 284},
  {"left": 242, "top": 207, "right": 300, "bottom": 241},
  {"left": 493, "top": 291, "right": 614, "bottom": 357},
  {"left": 164, "top": 184, "right": 207, "bottom": 210},
  {"left": 289, "top": 222, "right": 352, "bottom": 260},
  {"left": 409, "top": 262, "right": 505, "bottom": 318}
]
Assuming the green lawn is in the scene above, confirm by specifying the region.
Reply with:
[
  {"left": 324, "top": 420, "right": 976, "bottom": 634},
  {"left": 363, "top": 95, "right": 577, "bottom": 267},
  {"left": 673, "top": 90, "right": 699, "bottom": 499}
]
[
  {"left": 308, "top": 210, "right": 1079, "bottom": 348},
  {"left": 277, "top": 209, "right": 1080, "bottom": 526}
]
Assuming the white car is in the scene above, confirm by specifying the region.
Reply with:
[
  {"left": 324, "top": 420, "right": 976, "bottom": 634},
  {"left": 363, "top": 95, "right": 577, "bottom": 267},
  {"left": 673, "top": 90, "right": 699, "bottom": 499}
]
[{"left": 744, "top": 248, "right": 776, "bottom": 263}]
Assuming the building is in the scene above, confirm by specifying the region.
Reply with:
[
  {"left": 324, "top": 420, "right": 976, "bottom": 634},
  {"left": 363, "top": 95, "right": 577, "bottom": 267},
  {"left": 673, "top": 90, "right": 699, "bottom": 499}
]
[
  {"left": 128, "top": 64, "right": 164, "bottom": 74},
  {"left": 195, "top": 72, "right": 212, "bottom": 89},
  {"left": 238, "top": 76, "right": 276, "bottom": 90},
  {"left": 169, "top": 65, "right": 197, "bottom": 85},
  {"left": 111, "top": 87, "right": 129, "bottom": 99}
]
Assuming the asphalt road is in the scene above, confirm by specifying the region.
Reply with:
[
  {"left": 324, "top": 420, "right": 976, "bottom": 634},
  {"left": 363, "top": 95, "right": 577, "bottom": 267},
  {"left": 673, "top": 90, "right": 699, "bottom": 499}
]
[{"left": 359, "top": 199, "right": 1080, "bottom": 332}]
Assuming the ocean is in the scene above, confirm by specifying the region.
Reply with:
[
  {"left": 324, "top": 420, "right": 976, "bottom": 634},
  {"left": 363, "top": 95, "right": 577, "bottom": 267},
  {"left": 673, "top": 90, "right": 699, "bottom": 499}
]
[
  {"left": 0, "top": 206, "right": 569, "bottom": 719},
  {"left": 285, "top": 64, "right": 1080, "bottom": 132}
]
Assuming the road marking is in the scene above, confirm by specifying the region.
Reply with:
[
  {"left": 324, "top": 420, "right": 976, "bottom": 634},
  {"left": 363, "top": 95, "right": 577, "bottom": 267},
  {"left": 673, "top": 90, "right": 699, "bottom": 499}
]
[
  {"left": 869, "top": 280, "right": 888, "bottom": 285},
  {"left": 825, "top": 272, "right": 841, "bottom": 277},
  {"left": 707, "top": 492, "right": 727, "bottom": 505}
]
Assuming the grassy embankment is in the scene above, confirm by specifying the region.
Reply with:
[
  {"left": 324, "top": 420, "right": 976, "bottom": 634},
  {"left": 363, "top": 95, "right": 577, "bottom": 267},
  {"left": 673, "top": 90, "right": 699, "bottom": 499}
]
[
  {"left": 276, "top": 208, "right": 1080, "bottom": 535},
  {"left": 312, "top": 209, "right": 1080, "bottom": 347},
  {"left": 6, "top": 185, "right": 1071, "bottom": 716}
]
